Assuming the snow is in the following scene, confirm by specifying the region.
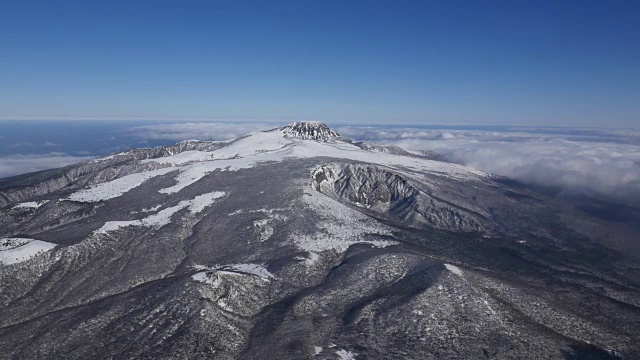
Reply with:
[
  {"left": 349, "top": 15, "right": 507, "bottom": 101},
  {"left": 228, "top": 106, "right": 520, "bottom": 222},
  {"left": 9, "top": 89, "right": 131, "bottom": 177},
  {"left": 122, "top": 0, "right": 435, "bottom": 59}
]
[
  {"left": 313, "top": 346, "right": 323, "bottom": 355},
  {"left": 293, "top": 185, "right": 397, "bottom": 253},
  {"left": 96, "top": 201, "right": 191, "bottom": 233},
  {"left": 80, "top": 127, "right": 480, "bottom": 246},
  {"left": 13, "top": 200, "right": 49, "bottom": 209},
  {"left": 139, "top": 204, "right": 186, "bottom": 226},
  {"left": 132, "top": 205, "right": 162, "bottom": 213},
  {"left": 65, "top": 125, "right": 485, "bottom": 237},
  {"left": 217, "top": 130, "right": 293, "bottom": 156},
  {"left": 287, "top": 138, "right": 488, "bottom": 180},
  {"left": 305, "top": 252, "right": 320, "bottom": 265},
  {"left": 0, "top": 238, "right": 57, "bottom": 265},
  {"left": 141, "top": 128, "right": 487, "bottom": 181},
  {"left": 191, "top": 271, "right": 221, "bottom": 287},
  {"left": 0, "top": 238, "right": 35, "bottom": 251},
  {"left": 144, "top": 130, "right": 291, "bottom": 165},
  {"left": 335, "top": 349, "right": 358, "bottom": 360},
  {"left": 66, "top": 167, "right": 176, "bottom": 202},
  {"left": 445, "top": 263, "right": 464, "bottom": 277},
  {"left": 95, "top": 220, "right": 139, "bottom": 234},
  {"left": 224, "top": 263, "right": 275, "bottom": 279},
  {"left": 191, "top": 271, "right": 208, "bottom": 282},
  {"left": 90, "top": 151, "right": 131, "bottom": 163},
  {"left": 95, "top": 191, "right": 225, "bottom": 234},
  {"left": 158, "top": 166, "right": 213, "bottom": 194},
  {"left": 185, "top": 191, "right": 225, "bottom": 213}
]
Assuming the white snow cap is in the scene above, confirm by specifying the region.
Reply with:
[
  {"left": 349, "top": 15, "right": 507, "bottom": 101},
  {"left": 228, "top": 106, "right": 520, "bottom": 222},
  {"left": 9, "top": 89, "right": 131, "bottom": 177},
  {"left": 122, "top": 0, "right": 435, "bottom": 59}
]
[{"left": 281, "top": 121, "right": 340, "bottom": 141}]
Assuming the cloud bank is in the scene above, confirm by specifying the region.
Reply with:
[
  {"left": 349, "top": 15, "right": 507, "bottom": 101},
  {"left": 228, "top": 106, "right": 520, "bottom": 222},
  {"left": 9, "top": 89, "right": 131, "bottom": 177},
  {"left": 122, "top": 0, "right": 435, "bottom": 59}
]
[
  {"left": 337, "top": 126, "right": 640, "bottom": 204},
  {"left": 0, "top": 153, "right": 93, "bottom": 179},
  {"left": 129, "top": 122, "right": 276, "bottom": 141}
]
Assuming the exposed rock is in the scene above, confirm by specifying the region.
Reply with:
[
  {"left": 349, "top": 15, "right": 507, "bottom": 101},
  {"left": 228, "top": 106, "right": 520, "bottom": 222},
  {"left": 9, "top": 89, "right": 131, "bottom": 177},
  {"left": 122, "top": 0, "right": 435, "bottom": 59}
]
[
  {"left": 312, "top": 163, "right": 492, "bottom": 233},
  {"left": 281, "top": 121, "right": 341, "bottom": 141}
]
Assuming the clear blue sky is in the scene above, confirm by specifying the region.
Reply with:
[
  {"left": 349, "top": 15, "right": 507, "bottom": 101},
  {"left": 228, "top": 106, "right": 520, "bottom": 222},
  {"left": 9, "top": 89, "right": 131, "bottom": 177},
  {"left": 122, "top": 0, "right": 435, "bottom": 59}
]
[{"left": 1, "top": 0, "right": 639, "bottom": 126}]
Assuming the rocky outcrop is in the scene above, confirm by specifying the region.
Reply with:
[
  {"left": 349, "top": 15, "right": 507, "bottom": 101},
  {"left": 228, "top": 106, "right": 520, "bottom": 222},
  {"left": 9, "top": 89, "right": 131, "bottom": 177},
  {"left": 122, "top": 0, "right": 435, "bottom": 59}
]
[
  {"left": 312, "top": 163, "right": 492, "bottom": 233},
  {"left": 281, "top": 121, "right": 341, "bottom": 141}
]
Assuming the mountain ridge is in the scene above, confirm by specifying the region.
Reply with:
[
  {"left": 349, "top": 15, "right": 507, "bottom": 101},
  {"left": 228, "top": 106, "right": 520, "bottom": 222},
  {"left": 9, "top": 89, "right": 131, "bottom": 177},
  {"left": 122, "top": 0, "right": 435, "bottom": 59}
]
[{"left": 0, "top": 122, "right": 638, "bottom": 359}]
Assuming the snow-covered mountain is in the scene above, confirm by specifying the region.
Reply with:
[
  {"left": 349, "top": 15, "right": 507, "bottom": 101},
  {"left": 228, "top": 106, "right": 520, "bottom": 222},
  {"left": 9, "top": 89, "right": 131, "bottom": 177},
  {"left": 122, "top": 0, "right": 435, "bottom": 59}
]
[{"left": 0, "top": 122, "right": 638, "bottom": 359}]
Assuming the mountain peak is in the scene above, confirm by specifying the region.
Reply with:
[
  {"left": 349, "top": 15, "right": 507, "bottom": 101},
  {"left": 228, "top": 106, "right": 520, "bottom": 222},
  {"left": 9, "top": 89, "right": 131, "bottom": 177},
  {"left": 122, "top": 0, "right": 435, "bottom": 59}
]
[{"left": 281, "top": 121, "right": 340, "bottom": 141}]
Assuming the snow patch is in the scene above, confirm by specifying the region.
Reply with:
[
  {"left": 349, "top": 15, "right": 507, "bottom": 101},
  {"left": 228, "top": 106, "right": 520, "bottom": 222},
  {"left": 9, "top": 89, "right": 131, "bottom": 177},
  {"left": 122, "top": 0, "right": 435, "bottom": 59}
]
[
  {"left": 131, "top": 204, "right": 162, "bottom": 214},
  {"left": 191, "top": 271, "right": 221, "bottom": 287},
  {"left": 95, "top": 220, "right": 140, "bottom": 234},
  {"left": 95, "top": 191, "right": 225, "bottom": 234},
  {"left": 306, "top": 252, "right": 320, "bottom": 265},
  {"left": 187, "top": 191, "right": 225, "bottom": 213},
  {"left": 336, "top": 349, "right": 358, "bottom": 360},
  {"left": 0, "top": 238, "right": 57, "bottom": 265},
  {"left": 445, "top": 263, "right": 464, "bottom": 277},
  {"left": 66, "top": 167, "right": 175, "bottom": 202},
  {"left": 293, "top": 186, "right": 397, "bottom": 253},
  {"left": 158, "top": 166, "right": 213, "bottom": 194},
  {"left": 143, "top": 130, "right": 291, "bottom": 166},
  {"left": 13, "top": 200, "right": 49, "bottom": 209},
  {"left": 222, "top": 263, "right": 275, "bottom": 280}
]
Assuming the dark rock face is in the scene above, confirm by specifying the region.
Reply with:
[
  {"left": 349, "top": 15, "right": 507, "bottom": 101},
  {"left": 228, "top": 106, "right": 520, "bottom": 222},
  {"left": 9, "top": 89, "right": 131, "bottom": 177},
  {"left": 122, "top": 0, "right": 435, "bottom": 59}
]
[
  {"left": 281, "top": 121, "right": 341, "bottom": 141},
  {"left": 312, "top": 163, "right": 491, "bottom": 233},
  {"left": 0, "top": 123, "right": 638, "bottom": 359}
]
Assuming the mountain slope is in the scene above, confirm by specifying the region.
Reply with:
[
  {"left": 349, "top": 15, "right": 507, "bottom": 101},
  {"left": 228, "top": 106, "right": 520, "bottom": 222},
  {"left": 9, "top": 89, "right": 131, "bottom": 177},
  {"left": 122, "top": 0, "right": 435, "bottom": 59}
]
[{"left": 0, "top": 122, "right": 638, "bottom": 359}]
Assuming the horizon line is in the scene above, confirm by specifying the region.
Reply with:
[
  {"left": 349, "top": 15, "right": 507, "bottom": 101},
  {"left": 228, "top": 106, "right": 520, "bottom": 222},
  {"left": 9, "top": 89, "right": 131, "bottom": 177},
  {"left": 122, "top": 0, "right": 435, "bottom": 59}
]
[{"left": 0, "top": 117, "right": 638, "bottom": 129}]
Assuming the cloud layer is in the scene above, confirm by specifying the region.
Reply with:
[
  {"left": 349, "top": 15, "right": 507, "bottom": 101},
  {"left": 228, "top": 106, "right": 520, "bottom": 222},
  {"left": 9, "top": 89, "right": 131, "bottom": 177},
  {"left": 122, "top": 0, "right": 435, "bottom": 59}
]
[
  {"left": 337, "top": 126, "right": 640, "bottom": 204},
  {"left": 0, "top": 153, "right": 92, "bottom": 179},
  {"left": 129, "top": 122, "right": 277, "bottom": 141}
]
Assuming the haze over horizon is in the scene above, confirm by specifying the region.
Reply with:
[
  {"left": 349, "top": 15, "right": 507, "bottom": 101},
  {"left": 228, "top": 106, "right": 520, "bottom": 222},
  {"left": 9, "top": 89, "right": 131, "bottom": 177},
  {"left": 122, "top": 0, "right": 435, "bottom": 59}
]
[{"left": 2, "top": 0, "right": 639, "bottom": 126}]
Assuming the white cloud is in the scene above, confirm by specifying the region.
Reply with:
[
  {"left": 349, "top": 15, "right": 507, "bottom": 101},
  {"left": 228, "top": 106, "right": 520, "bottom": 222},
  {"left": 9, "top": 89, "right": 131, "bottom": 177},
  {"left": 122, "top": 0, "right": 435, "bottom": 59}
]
[
  {"left": 129, "top": 122, "right": 276, "bottom": 141},
  {"left": 0, "top": 153, "right": 93, "bottom": 179},
  {"left": 337, "top": 126, "right": 640, "bottom": 204}
]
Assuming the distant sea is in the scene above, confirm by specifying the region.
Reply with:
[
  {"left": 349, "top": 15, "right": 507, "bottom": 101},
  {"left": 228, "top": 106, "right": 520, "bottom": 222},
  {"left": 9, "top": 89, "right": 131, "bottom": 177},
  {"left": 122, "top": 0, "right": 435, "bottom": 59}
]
[{"left": 0, "top": 120, "right": 177, "bottom": 158}]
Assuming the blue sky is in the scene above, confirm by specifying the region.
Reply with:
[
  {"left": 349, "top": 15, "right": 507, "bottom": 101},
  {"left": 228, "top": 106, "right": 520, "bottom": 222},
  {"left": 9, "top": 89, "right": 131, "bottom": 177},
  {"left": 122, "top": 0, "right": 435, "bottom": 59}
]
[{"left": 1, "top": 0, "right": 639, "bottom": 126}]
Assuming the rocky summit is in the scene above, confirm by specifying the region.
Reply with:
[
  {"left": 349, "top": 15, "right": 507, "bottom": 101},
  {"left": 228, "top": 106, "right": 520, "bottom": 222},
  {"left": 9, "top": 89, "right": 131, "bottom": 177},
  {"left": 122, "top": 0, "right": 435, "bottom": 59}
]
[
  {"left": 0, "top": 122, "right": 638, "bottom": 359},
  {"left": 281, "top": 121, "right": 341, "bottom": 141}
]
